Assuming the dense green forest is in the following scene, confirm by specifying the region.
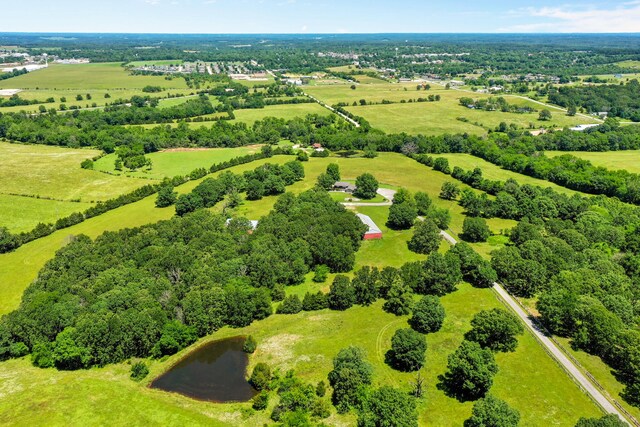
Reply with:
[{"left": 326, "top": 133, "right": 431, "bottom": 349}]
[
  {"left": 0, "top": 188, "right": 369, "bottom": 368},
  {"left": 548, "top": 80, "right": 640, "bottom": 121}
]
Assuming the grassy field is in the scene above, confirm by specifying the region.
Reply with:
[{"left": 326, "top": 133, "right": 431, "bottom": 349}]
[
  {"left": 0, "top": 152, "right": 512, "bottom": 318},
  {"left": 0, "top": 286, "right": 601, "bottom": 427},
  {"left": 436, "top": 153, "right": 580, "bottom": 195},
  {"left": 127, "top": 60, "right": 184, "bottom": 67},
  {"left": 0, "top": 63, "right": 192, "bottom": 113},
  {"left": 0, "top": 194, "right": 91, "bottom": 233},
  {"left": 0, "top": 152, "right": 604, "bottom": 426},
  {"left": 94, "top": 146, "right": 263, "bottom": 179},
  {"left": 546, "top": 150, "right": 640, "bottom": 174},
  {"left": 346, "top": 95, "right": 591, "bottom": 136},
  {"left": 555, "top": 337, "right": 640, "bottom": 422},
  {"left": 304, "top": 82, "right": 591, "bottom": 135},
  {"left": 233, "top": 103, "right": 329, "bottom": 124},
  {"left": 0, "top": 142, "right": 149, "bottom": 202},
  {"left": 130, "top": 103, "right": 330, "bottom": 129}
]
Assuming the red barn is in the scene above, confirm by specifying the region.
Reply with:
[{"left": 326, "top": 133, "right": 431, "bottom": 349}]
[{"left": 357, "top": 213, "right": 383, "bottom": 240}]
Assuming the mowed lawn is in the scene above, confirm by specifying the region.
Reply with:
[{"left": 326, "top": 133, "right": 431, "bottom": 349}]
[
  {"left": 546, "top": 150, "right": 640, "bottom": 174},
  {"left": 94, "top": 146, "right": 263, "bottom": 179},
  {"left": 0, "top": 142, "right": 149, "bottom": 202}
]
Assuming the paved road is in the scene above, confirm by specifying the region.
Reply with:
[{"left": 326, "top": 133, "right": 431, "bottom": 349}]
[
  {"left": 440, "top": 229, "right": 630, "bottom": 425},
  {"left": 303, "top": 92, "right": 361, "bottom": 128}
]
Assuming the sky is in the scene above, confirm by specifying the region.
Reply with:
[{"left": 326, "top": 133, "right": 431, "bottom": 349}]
[{"left": 3, "top": 0, "right": 640, "bottom": 34}]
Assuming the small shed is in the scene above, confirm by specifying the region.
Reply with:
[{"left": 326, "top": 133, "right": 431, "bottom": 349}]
[
  {"left": 334, "top": 182, "right": 357, "bottom": 193},
  {"left": 356, "top": 213, "right": 383, "bottom": 240}
]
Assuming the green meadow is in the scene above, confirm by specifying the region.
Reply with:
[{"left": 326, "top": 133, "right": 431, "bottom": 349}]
[
  {"left": 0, "top": 62, "right": 193, "bottom": 113},
  {"left": 546, "top": 150, "right": 640, "bottom": 174},
  {"left": 94, "top": 146, "right": 263, "bottom": 179},
  {"left": 0, "top": 152, "right": 606, "bottom": 426},
  {"left": 0, "top": 194, "right": 91, "bottom": 233},
  {"left": 0, "top": 141, "right": 149, "bottom": 202},
  {"left": 304, "top": 81, "right": 591, "bottom": 135}
]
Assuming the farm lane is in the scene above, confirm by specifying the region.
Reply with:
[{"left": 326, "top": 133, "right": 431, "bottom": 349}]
[{"left": 439, "top": 229, "right": 631, "bottom": 425}]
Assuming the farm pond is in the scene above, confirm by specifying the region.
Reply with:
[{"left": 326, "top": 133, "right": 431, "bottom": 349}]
[{"left": 150, "top": 336, "right": 258, "bottom": 402}]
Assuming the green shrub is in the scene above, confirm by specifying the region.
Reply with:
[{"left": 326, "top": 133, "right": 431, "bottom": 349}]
[
  {"left": 130, "top": 361, "right": 149, "bottom": 381},
  {"left": 313, "top": 265, "right": 329, "bottom": 283},
  {"left": 252, "top": 391, "right": 269, "bottom": 410},
  {"left": 243, "top": 335, "right": 257, "bottom": 353}
]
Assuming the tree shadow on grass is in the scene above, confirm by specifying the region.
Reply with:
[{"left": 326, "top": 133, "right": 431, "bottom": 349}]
[{"left": 436, "top": 373, "right": 479, "bottom": 403}]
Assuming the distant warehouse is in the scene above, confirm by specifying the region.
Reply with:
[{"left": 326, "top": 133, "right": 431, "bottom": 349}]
[{"left": 356, "top": 213, "right": 383, "bottom": 240}]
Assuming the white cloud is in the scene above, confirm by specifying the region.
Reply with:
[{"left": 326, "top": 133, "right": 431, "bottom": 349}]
[
  {"left": 502, "top": 2, "right": 640, "bottom": 32},
  {"left": 144, "top": 0, "right": 161, "bottom": 5}
]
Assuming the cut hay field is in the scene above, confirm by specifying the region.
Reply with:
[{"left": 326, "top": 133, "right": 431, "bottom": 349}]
[
  {"left": 0, "top": 142, "right": 149, "bottom": 202},
  {"left": 546, "top": 150, "right": 640, "bottom": 174}
]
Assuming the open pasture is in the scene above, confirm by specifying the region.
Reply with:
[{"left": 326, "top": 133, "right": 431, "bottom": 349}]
[
  {"left": 0, "top": 152, "right": 602, "bottom": 426},
  {"left": 546, "top": 150, "right": 640, "bottom": 174},
  {"left": 0, "top": 141, "right": 149, "bottom": 202},
  {"left": 0, "top": 285, "right": 601, "bottom": 427},
  {"left": 94, "top": 146, "right": 263, "bottom": 179},
  {"left": 345, "top": 93, "right": 592, "bottom": 136},
  {"left": 0, "top": 194, "right": 91, "bottom": 233},
  {"left": 437, "top": 153, "right": 580, "bottom": 195}
]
